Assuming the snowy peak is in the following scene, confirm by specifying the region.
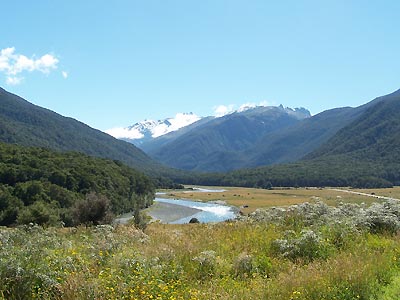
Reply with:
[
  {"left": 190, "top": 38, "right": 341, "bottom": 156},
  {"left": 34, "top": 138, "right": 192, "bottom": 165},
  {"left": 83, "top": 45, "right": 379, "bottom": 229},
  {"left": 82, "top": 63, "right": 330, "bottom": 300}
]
[
  {"left": 106, "top": 113, "right": 201, "bottom": 142},
  {"left": 282, "top": 106, "right": 311, "bottom": 119},
  {"left": 150, "top": 112, "right": 201, "bottom": 138},
  {"left": 215, "top": 102, "right": 311, "bottom": 120}
]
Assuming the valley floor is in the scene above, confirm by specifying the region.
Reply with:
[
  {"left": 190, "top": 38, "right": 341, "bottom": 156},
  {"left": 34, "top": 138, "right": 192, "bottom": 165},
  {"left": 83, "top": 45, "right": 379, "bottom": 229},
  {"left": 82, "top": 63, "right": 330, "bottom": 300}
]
[{"left": 161, "top": 186, "right": 400, "bottom": 214}]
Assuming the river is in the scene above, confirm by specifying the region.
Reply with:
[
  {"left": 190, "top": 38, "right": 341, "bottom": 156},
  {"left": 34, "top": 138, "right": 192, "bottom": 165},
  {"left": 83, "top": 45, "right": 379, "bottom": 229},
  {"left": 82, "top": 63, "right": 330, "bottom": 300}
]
[
  {"left": 153, "top": 197, "right": 237, "bottom": 224},
  {"left": 115, "top": 188, "right": 238, "bottom": 224}
]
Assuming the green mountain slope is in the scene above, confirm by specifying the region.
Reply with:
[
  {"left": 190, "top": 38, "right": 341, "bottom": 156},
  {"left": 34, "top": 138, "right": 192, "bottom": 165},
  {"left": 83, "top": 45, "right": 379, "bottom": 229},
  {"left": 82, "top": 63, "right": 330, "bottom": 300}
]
[
  {"left": 306, "top": 88, "right": 400, "bottom": 160},
  {"left": 242, "top": 99, "right": 381, "bottom": 167},
  {"left": 0, "top": 87, "right": 175, "bottom": 178}
]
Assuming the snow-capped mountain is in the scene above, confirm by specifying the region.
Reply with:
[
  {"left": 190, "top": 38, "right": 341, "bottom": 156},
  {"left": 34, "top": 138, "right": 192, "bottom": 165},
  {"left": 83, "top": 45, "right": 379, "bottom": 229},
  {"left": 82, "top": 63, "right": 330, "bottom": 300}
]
[{"left": 106, "top": 113, "right": 201, "bottom": 145}]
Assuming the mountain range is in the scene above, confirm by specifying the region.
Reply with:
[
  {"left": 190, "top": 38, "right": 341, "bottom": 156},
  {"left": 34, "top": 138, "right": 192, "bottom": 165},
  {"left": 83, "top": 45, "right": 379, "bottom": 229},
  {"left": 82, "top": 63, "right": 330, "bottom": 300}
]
[
  {"left": 112, "top": 106, "right": 311, "bottom": 172},
  {"left": 205, "top": 88, "right": 400, "bottom": 188},
  {"left": 1, "top": 86, "right": 400, "bottom": 188},
  {"left": 106, "top": 89, "right": 399, "bottom": 179},
  {"left": 147, "top": 106, "right": 311, "bottom": 172}
]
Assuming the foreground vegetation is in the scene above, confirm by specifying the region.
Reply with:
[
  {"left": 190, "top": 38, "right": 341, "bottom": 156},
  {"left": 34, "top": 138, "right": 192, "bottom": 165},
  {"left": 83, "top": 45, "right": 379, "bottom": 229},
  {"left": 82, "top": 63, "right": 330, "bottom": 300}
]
[{"left": 1, "top": 197, "right": 400, "bottom": 299}]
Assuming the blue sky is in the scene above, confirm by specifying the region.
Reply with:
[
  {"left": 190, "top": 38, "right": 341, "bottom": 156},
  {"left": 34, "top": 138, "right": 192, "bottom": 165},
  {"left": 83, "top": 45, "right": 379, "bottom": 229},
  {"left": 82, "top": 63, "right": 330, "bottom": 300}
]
[{"left": 1, "top": 0, "right": 400, "bottom": 131}]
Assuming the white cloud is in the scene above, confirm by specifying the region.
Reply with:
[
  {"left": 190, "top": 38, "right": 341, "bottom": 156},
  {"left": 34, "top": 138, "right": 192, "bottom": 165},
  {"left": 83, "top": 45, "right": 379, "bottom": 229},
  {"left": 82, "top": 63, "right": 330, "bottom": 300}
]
[
  {"left": 213, "top": 100, "right": 274, "bottom": 117},
  {"left": 213, "top": 104, "right": 235, "bottom": 117},
  {"left": 6, "top": 76, "right": 23, "bottom": 85},
  {"left": 0, "top": 47, "right": 59, "bottom": 85},
  {"left": 238, "top": 102, "right": 257, "bottom": 112},
  {"left": 237, "top": 101, "right": 272, "bottom": 112},
  {"left": 105, "top": 127, "right": 144, "bottom": 139},
  {"left": 62, "top": 71, "right": 68, "bottom": 79}
]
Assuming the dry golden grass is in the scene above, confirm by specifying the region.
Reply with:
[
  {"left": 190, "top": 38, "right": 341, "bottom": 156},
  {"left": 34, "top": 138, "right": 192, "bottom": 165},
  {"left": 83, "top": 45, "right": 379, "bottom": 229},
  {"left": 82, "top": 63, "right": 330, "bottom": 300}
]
[
  {"left": 350, "top": 186, "right": 400, "bottom": 199},
  {"left": 160, "top": 186, "right": 389, "bottom": 214}
]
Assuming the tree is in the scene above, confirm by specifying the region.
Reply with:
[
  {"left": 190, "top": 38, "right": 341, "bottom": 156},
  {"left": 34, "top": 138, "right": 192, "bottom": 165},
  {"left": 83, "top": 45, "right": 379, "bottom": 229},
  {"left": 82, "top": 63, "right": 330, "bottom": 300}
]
[{"left": 17, "top": 201, "right": 60, "bottom": 226}]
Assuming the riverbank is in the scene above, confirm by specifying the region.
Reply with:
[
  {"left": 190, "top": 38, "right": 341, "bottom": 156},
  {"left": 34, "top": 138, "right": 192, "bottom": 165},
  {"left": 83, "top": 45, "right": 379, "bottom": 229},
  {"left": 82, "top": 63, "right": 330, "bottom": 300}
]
[{"left": 144, "top": 201, "right": 201, "bottom": 223}]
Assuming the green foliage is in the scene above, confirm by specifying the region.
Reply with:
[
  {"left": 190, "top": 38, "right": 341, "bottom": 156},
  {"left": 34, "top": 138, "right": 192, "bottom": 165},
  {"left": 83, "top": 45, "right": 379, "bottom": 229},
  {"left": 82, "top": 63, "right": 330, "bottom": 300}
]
[
  {"left": 0, "top": 186, "right": 23, "bottom": 226},
  {"left": 72, "top": 192, "right": 113, "bottom": 225},
  {"left": 377, "top": 275, "right": 400, "bottom": 300},
  {"left": 192, "top": 250, "right": 217, "bottom": 280},
  {"left": 186, "top": 157, "right": 398, "bottom": 188},
  {"left": 0, "top": 142, "right": 155, "bottom": 226},
  {"left": 232, "top": 252, "right": 254, "bottom": 278},
  {"left": 271, "top": 229, "right": 332, "bottom": 263},
  {"left": 17, "top": 200, "right": 60, "bottom": 226}
]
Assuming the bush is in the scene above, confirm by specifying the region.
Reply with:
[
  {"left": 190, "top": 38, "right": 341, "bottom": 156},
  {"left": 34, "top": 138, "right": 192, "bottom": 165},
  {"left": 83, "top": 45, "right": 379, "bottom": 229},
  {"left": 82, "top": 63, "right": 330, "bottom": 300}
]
[
  {"left": 72, "top": 192, "right": 114, "bottom": 225},
  {"left": 272, "top": 229, "right": 331, "bottom": 263},
  {"left": 192, "top": 250, "right": 217, "bottom": 280},
  {"left": 377, "top": 275, "right": 400, "bottom": 300},
  {"left": 17, "top": 201, "right": 60, "bottom": 226},
  {"left": 232, "top": 252, "right": 254, "bottom": 278}
]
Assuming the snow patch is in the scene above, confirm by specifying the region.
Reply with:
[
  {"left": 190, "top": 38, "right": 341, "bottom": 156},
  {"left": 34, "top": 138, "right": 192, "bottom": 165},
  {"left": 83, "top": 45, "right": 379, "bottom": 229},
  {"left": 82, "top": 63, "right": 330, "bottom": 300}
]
[
  {"left": 151, "top": 113, "right": 201, "bottom": 137},
  {"left": 105, "top": 127, "right": 144, "bottom": 139}
]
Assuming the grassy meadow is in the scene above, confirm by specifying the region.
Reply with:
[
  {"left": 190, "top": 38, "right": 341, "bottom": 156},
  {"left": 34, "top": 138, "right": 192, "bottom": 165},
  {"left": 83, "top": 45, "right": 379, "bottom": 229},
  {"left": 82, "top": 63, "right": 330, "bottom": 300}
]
[
  {"left": 162, "top": 186, "right": 392, "bottom": 214},
  {"left": 1, "top": 187, "right": 400, "bottom": 299}
]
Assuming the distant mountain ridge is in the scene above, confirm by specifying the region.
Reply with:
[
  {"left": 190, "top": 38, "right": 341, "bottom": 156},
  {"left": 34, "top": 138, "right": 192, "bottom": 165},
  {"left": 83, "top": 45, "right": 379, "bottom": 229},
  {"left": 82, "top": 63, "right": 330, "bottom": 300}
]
[{"left": 147, "top": 105, "right": 312, "bottom": 171}]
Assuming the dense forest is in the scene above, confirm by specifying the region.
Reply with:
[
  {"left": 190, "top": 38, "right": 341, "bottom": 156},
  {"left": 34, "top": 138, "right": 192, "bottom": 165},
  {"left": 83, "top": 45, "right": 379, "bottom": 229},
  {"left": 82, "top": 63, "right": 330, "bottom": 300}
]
[
  {"left": 0, "top": 142, "right": 155, "bottom": 227},
  {"left": 186, "top": 156, "right": 397, "bottom": 189}
]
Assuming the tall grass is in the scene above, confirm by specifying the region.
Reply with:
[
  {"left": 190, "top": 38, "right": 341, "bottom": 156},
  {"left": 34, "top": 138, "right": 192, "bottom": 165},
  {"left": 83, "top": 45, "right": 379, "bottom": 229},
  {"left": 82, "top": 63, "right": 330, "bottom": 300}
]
[{"left": 1, "top": 200, "right": 400, "bottom": 299}]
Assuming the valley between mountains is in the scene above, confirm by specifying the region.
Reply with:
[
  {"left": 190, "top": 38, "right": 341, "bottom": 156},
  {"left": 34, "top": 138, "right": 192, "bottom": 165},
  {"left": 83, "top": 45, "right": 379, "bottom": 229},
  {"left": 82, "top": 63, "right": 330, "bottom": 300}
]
[{"left": 1, "top": 86, "right": 400, "bottom": 299}]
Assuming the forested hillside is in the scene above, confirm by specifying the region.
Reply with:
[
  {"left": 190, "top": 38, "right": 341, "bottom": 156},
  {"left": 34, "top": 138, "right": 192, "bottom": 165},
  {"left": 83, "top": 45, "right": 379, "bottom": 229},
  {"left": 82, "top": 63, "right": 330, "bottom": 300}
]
[
  {"left": 0, "top": 142, "right": 154, "bottom": 226},
  {"left": 306, "top": 88, "right": 400, "bottom": 160},
  {"left": 0, "top": 88, "right": 170, "bottom": 175}
]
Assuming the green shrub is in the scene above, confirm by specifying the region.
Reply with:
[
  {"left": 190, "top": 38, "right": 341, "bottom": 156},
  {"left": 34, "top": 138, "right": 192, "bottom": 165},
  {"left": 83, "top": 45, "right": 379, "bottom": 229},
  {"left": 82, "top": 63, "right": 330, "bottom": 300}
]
[
  {"left": 376, "top": 275, "right": 400, "bottom": 300},
  {"left": 192, "top": 250, "right": 217, "bottom": 280},
  {"left": 72, "top": 192, "right": 114, "bottom": 225},
  {"left": 232, "top": 252, "right": 254, "bottom": 278},
  {"left": 17, "top": 201, "right": 60, "bottom": 226},
  {"left": 272, "top": 229, "right": 331, "bottom": 263}
]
